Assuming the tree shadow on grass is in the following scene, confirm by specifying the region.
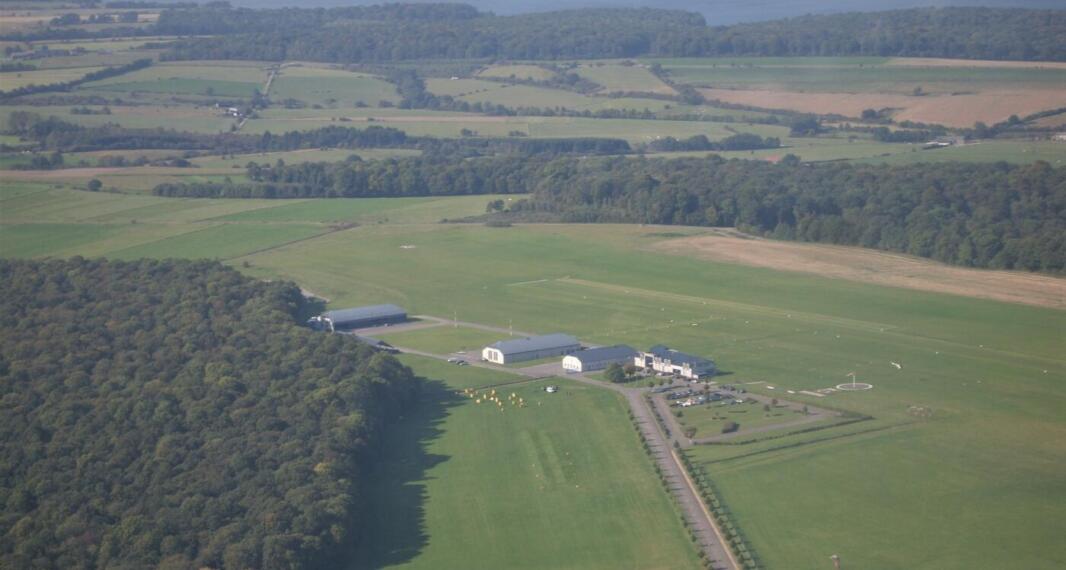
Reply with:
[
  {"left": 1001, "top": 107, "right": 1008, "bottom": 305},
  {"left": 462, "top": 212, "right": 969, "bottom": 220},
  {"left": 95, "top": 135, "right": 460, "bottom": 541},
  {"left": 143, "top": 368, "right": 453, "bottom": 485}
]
[{"left": 346, "top": 378, "right": 464, "bottom": 569}]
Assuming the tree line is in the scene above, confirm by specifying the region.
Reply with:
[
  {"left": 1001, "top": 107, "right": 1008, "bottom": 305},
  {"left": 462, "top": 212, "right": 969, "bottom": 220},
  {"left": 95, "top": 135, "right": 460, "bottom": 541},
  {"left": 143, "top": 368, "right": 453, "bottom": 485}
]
[
  {"left": 0, "top": 258, "right": 420, "bottom": 569},
  {"left": 151, "top": 154, "right": 1065, "bottom": 273},
  {"left": 5, "top": 111, "right": 632, "bottom": 158},
  {"left": 154, "top": 155, "right": 548, "bottom": 199},
  {"left": 154, "top": 5, "right": 1066, "bottom": 63},
  {"left": 0, "top": 59, "right": 151, "bottom": 100}
]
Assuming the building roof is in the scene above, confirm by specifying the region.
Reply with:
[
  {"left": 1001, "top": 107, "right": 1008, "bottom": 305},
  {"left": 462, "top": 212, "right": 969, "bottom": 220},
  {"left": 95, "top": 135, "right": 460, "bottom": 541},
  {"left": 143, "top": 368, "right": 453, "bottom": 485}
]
[
  {"left": 487, "top": 333, "right": 580, "bottom": 355},
  {"left": 647, "top": 345, "right": 716, "bottom": 372},
  {"left": 568, "top": 344, "right": 637, "bottom": 363},
  {"left": 323, "top": 304, "right": 406, "bottom": 324}
]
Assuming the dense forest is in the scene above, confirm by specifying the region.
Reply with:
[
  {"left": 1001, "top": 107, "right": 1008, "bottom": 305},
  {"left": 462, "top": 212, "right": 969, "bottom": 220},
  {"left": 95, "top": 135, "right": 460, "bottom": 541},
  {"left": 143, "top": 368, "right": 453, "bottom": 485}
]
[
  {"left": 152, "top": 155, "right": 1065, "bottom": 273},
  {"left": 0, "top": 258, "right": 419, "bottom": 569},
  {"left": 153, "top": 5, "right": 1066, "bottom": 63}
]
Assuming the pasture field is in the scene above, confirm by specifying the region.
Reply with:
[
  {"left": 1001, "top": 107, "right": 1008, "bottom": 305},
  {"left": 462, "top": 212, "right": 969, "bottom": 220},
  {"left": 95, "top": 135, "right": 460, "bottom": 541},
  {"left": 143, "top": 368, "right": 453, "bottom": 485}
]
[
  {"left": 476, "top": 64, "right": 556, "bottom": 81},
  {"left": 87, "top": 78, "right": 261, "bottom": 98},
  {"left": 80, "top": 62, "right": 269, "bottom": 98},
  {"left": 377, "top": 325, "right": 509, "bottom": 355},
  {"left": 83, "top": 62, "right": 270, "bottom": 86},
  {"left": 0, "top": 66, "right": 105, "bottom": 90},
  {"left": 575, "top": 63, "right": 676, "bottom": 95},
  {"left": 351, "top": 369, "right": 703, "bottom": 570},
  {"left": 0, "top": 103, "right": 234, "bottom": 134},
  {"left": 651, "top": 57, "right": 1066, "bottom": 93},
  {"left": 426, "top": 78, "right": 676, "bottom": 113},
  {"left": 269, "top": 66, "right": 400, "bottom": 106}
]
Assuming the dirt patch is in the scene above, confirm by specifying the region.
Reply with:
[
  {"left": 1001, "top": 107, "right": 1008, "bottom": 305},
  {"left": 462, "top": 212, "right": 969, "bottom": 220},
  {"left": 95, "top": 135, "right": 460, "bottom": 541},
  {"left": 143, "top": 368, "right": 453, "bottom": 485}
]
[
  {"left": 700, "top": 88, "right": 1066, "bottom": 128},
  {"left": 649, "top": 231, "right": 1066, "bottom": 310},
  {"left": 887, "top": 58, "right": 1066, "bottom": 70}
]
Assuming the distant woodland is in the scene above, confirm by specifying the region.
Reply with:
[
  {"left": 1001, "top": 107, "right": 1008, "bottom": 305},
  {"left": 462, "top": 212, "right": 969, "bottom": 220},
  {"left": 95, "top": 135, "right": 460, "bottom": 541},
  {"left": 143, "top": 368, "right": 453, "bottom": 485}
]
[
  {"left": 151, "top": 5, "right": 1066, "bottom": 62},
  {"left": 153, "top": 156, "right": 1065, "bottom": 273},
  {"left": 0, "top": 258, "right": 419, "bottom": 569}
]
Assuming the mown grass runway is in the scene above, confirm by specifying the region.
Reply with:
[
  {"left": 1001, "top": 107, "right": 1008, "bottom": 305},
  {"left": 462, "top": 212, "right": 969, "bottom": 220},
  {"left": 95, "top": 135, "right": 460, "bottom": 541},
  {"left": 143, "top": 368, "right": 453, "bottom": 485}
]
[{"left": 351, "top": 365, "right": 703, "bottom": 570}]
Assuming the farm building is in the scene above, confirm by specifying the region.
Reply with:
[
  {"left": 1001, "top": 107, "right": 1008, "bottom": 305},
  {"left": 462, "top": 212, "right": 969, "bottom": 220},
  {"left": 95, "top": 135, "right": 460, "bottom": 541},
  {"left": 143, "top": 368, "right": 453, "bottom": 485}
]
[
  {"left": 482, "top": 333, "right": 581, "bottom": 364},
  {"left": 636, "top": 345, "right": 716, "bottom": 380},
  {"left": 308, "top": 304, "right": 407, "bottom": 332},
  {"left": 562, "top": 345, "right": 637, "bottom": 372}
]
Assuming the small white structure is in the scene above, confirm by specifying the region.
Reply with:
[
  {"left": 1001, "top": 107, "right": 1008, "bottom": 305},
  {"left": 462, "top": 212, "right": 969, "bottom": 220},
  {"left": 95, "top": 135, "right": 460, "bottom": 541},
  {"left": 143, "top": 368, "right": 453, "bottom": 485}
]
[
  {"left": 562, "top": 345, "right": 637, "bottom": 372},
  {"left": 636, "top": 345, "right": 716, "bottom": 380},
  {"left": 482, "top": 333, "right": 580, "bottom": 364}
]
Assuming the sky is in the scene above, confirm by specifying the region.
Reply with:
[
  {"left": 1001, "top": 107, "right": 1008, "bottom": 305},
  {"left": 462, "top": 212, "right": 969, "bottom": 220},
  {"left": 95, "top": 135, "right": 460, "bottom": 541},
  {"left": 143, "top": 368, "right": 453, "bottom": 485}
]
[{"left": 226, "top": 0, "right": 1066, "bottom": 25}]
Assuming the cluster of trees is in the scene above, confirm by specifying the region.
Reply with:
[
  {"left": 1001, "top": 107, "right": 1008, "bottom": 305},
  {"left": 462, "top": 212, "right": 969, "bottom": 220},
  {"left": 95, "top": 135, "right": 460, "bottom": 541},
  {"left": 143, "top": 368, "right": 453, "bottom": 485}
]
[
  {"left": 50, "top": 11, "right": 139, "bottom": 26},
  {"left": 153, "top": 154, "right": 1064, "bottom": 272},
  {"left": 6, "top": 111, "right": 631, "bottom": 159},
  {"left": 9, "top": 151, "right": 64, "bottom": 170},
  {"left": 154, "top": 5, "right": 1066, "bottom": 63},
  {"left": 644, "top": 133, "right": 780, "bottom": 152},
  {"left": 502, "top": 156, "right": 1065, "bottom": 273},
  {"left": 0, "top": 58, "right": 151, "bottom": 100},
  {"left": 5, "top": 112, "right": 411, "bottom": 154},
  {"left": 155, "top": 155, "right": 547, "bottom": 199},
  {"left": 0, "top": 258, "right": 419, "bottom": 569}
]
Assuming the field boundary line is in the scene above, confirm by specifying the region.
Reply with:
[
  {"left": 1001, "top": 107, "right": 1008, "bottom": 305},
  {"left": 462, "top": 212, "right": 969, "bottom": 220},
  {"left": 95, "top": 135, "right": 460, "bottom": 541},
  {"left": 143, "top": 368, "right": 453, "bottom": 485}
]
[{"left": 225, "top": 224, "right": 348, "bottom": 261}]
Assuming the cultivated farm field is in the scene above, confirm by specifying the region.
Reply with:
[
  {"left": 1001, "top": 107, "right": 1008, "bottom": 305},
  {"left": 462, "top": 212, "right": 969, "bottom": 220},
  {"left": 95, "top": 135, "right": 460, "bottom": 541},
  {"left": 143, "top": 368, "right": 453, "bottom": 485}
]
[{"left": 652, "top": 56, "right": 1066, "bottom": 126}]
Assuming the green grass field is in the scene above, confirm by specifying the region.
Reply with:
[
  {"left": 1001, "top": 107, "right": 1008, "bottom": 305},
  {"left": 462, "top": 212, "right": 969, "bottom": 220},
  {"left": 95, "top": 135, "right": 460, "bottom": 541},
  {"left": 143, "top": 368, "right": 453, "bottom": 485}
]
[
  {"left": 476, "top": 64, "right": 557, "bottom": 81},
  {"left": 647, "top": 57, "right": 1066, "bottom": 93},
  {"left": 87, "top": 78, "right": 262, "bottom": 98},
  {"left": 575, "top": 64, "right": 676, "bottom": 95},
  {"left": 376, "top": 325, "right": 505, "bottom": 355},
  {"left": 269, "top": 66, "right": 400, "bottom": 106},
  {"left": 351, "top": 364, "right": 703, "bottom": 569},
  {"left": 0, "top": 66, "right": 105, "bottom": 90}
]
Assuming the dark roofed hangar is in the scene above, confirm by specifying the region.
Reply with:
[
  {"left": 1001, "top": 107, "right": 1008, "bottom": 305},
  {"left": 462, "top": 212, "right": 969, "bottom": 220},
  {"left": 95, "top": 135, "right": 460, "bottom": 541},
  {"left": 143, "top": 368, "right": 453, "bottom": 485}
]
[{"left": 308, "top": 304, "right": 407, "bottom": 332}]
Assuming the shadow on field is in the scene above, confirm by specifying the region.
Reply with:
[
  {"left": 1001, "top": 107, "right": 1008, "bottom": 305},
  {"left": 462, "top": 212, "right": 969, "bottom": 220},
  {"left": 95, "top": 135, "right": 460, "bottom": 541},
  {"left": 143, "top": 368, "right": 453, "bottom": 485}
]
[{"left": 347, "top": 378, "right": 463, "bottom": 569}]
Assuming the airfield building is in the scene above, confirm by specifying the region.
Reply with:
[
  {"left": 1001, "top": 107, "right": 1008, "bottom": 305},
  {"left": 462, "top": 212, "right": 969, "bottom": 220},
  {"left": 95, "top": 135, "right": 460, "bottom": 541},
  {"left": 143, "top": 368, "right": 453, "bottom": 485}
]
[
  {"left": 308, "top": 304, "right": 407, "bottom": 332},
  {"left": 637, "top": 345, "right": 717, "bottom": 380},
  {"left": 482, "top": 333, "right": 581, "bottom": 365},
  {"left": 562, "top": 345, "right": 637, "bottom": 372}
]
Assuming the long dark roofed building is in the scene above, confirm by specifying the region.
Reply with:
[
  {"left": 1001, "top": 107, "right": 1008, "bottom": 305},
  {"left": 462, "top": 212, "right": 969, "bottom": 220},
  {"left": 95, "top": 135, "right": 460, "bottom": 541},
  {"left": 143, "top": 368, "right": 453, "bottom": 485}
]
[{"left": 308, "top": 304, "right": 407, "bottom": 332}]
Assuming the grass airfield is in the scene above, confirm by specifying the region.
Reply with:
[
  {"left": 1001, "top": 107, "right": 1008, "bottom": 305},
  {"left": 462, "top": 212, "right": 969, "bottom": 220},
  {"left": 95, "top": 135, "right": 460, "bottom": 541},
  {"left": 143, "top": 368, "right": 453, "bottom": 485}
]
[{"left": 2, "top": 186, "right": 1062, "bottom": 568}]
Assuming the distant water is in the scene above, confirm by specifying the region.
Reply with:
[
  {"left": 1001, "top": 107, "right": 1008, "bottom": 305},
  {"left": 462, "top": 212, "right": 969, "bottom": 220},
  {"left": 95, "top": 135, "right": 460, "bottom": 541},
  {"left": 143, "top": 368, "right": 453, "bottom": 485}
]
[{"left": 223, "top": 0, "right": 1065, "bottom": 25}]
